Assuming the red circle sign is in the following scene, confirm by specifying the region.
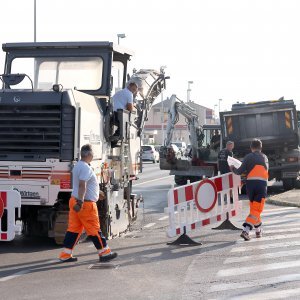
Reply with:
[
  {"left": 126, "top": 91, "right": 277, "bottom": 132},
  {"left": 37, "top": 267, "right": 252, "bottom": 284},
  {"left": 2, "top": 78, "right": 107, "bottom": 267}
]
[
  {"left": 194, "top": 179, "right": 217, "bottom": 213},
  {"left": 0, "top": 196, "right": 4, "bottom": 219}
]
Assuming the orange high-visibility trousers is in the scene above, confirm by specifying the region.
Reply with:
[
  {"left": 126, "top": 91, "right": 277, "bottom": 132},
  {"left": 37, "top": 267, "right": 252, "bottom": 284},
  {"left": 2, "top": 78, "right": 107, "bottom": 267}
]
[
  {"left": 59, "top": 197, "right": 109, "bottom": 261},
  {"left": 245, "top": 198, "right": 265, "bottom": 228}
]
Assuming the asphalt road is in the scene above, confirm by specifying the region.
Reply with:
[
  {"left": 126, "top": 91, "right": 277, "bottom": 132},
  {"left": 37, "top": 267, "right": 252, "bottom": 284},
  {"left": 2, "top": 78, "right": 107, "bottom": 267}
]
[{"left": 1, "top": 163, "right": 300, "bottom": 300}]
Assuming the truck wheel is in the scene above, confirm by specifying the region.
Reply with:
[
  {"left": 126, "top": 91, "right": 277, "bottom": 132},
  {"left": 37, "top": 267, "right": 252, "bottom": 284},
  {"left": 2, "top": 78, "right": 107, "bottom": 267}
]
[
  {"left": 282, "top": 178, "right": 296, "bottom": 191},
  {"left": 175, "top": 175, "right": 187, "bottom": 185}
]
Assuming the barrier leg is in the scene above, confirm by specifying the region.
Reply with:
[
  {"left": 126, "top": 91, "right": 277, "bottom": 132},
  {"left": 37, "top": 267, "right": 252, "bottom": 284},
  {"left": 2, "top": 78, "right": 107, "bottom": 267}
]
[
  {"left": 212, "top": 212, "right": 241, "bottom": 230},
  {"left": 167, "top": 226, "right": 202, "bottom": 246}
]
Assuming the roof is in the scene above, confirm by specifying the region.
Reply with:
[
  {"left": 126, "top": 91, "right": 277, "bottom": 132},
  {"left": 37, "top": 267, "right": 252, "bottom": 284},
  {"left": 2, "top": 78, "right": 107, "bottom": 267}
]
[{"left": 2, "top": 41, "right": 134, "bottom": 56}]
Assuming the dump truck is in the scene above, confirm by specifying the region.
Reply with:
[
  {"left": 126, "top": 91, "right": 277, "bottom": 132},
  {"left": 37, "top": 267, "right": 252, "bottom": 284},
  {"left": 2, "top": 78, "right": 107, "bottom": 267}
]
[
  {"left": 0, "top": 41, "right": 166, "bottom": 242},
  {"left": 220, "top": 99, "right": 300, "bottom": 190}
]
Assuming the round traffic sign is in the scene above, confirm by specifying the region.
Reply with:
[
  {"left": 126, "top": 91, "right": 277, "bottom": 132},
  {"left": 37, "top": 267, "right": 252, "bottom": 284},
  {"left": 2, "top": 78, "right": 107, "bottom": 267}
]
[{"left": 194, "top": 179, "right": 217, "bottom": 213}]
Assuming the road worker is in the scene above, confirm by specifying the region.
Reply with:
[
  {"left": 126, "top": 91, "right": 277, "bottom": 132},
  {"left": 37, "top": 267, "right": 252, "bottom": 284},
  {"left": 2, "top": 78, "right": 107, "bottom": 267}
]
[
  {"left": 218, "top": 141, "right": 234, "bottom": 174},
  {"left": 112, "top": 82, "right": 137, "bottom": 137},
  {"left": 230, "top": 139, "right": 268, "bottom": 241},
  {"left": 59, "top": 144, "right": 117, "bottom": 262}
]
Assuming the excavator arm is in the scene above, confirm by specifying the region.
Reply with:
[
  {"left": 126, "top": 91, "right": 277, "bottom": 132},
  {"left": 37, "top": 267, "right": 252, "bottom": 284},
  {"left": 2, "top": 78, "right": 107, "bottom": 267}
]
[
  {"left": 164, "top": 95, "right": 204, "bottom": 159},
  {"left": 129, "top": 69, "right": 167, "bottom": 137}
]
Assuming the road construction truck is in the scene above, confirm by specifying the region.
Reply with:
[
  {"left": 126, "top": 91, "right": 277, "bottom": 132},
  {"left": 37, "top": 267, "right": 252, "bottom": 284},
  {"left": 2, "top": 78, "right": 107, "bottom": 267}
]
[
  {"left": 159, "top": 95, "right": 221, "bottom": 185},
  {"left": 0, "top": 41, "right": 166, "bottom": 243},
  {"left": 220, "top": 99, "right": 300, "bottom": 190}
]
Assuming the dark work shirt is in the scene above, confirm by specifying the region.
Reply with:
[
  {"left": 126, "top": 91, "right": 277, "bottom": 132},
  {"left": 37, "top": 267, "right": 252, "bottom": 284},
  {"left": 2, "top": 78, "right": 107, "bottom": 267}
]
[
  {"left": 218, "top": 148, "right": 233, "bottom": 174},
  {"left": 232, "top": 151, "right": 269, "bottom": 177}
]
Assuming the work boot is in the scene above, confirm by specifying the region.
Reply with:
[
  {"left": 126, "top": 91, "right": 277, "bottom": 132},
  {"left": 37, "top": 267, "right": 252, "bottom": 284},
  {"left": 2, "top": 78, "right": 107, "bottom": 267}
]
[
  {"left": 59, "top": 256, "right": 78, "bottom": 263},
  {"left": 256, "top": 228, "right": 263, "bottom": 238},
  {"left": 99, "top": 252, "right": 118, "bottom": 262},
  {"left": 240, "top": 230, "right": 251, "bottom": 241}
]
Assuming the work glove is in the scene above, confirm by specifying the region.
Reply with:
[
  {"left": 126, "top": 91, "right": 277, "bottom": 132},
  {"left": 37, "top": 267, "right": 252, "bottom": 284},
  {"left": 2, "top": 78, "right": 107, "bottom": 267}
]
[{"left": 73, "top": 199, "right": 83, "bottom": 212}]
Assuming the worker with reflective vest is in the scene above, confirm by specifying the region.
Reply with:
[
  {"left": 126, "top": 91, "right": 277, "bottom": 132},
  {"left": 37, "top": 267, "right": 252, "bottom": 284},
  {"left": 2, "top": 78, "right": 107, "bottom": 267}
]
[
  {"left": 231, "top": 139, "right": 268, "bottom": 241},
  {"left": 59, "top": 144, "right": 117, "bottom": 262}
]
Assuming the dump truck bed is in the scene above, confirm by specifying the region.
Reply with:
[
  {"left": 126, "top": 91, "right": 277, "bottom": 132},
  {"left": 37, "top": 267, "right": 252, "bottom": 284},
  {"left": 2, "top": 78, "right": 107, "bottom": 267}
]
[{"left": 220, "top": 100, "right": 299, "bottom": 154}]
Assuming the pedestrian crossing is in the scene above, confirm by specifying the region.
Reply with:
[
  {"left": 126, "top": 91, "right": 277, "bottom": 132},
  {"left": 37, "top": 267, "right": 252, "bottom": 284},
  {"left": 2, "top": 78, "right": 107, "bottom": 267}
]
[{"left": 208, "top": 206, "right": 300, "bottom": 300}]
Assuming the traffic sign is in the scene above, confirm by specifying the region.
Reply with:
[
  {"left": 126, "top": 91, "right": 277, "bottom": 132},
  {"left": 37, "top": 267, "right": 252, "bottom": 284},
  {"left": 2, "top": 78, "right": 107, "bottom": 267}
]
[{"left": 194, "top": 179, "right": 217, "bottom": 213}]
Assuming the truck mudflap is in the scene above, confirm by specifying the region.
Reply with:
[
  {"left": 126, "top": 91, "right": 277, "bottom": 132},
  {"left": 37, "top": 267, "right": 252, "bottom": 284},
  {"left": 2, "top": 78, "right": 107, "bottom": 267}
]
[{"left": 0, "top": 190, "right": 21, "bottom": 241}]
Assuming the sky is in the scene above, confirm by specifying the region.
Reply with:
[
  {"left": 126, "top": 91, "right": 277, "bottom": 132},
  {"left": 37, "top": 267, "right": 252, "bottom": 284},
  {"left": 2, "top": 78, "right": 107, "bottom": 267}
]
[{"left": 0, "top": 0, "right": 300, "bottom": 111}]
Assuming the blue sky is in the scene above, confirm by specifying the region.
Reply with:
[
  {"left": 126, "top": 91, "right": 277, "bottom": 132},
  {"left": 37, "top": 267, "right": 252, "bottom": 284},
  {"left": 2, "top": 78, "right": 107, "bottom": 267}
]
[{"left": 0, "top": 0, "right": 300, "bottom": 111}]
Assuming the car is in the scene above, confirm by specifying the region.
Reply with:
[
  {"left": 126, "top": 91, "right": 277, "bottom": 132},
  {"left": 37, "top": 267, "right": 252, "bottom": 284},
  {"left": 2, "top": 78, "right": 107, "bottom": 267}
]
[
  {"left": 141, "top": 145, "right": 160, "bottom": 163},
  {"left": 171, "top": 141, "right": 187, "bottom": 155}
]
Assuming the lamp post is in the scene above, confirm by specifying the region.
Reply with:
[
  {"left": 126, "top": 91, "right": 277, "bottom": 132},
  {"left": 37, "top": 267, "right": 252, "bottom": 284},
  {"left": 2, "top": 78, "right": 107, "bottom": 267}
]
[
  {"left": 218, "top": 98, "right": 222, "bottom": 113},
  {"left": 34, "top": 0, "right": 36, "bottom": 42},
  {"left": 214, "top": 104, "right": 218, "bottom": 122},
  {"left": 160, "top": 65, "right": 167, "bottom": 145},
  {"left": 117, "top": 33, "right": 126, "bottom": 88},
  {"left": 187, "top": 81, "right": 193, "bottom": 102}
]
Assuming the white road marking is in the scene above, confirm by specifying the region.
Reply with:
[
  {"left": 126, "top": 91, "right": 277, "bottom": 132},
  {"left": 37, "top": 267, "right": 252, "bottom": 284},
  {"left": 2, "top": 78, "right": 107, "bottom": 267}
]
[
  {"left": 0, "top": 270, "right": 29, "bottom": 282},
  {"left": 158, "top": 216, "right": 169, "bottom": 221},
  {"left": 133, "top": 176, "right": 172, "bottom": 186},
  {"left": 232, "top": 240, "right": 300, "bottom": 252},
  {"left": 264, "top": 222, "right": 300, "bottom": 229},
  {"left": 264, "top": 218, "right": 300, "bottom": 225},
  {"left": 263, "top": 207, "right": 298, "bottom": 213},
  {"left": 224, "top": 248, "right": 300, "bottom": 264},
  {"left": 236, "top": 232, "right": 300, "bottom": 244},
  {"left": 217, "top": 259, "right": 300, "bottom": 277},
  {"left": 209, "top": 273, "right": 300, "bottom": 292},
  {"left": 228, "top": 287, "right": 300, "bottom": 300},
  {"left": 262, "top": 210, "right": 299, "bottom": 217},
  {"left": 144, "top": 223, "right": 156, "bottom": 228}
]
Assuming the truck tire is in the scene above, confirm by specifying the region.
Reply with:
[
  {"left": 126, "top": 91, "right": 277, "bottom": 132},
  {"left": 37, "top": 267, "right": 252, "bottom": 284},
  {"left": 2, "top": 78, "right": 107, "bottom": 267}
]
[
  {"left": 175, "top": 175, "right": 187, "bottom": 186},
  {"left": 282, "top": 178, "right": 296, "bottom": 191}
]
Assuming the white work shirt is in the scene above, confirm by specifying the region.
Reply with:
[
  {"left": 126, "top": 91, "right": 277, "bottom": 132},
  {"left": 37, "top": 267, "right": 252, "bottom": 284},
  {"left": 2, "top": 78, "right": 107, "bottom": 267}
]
[
  {"left": 112, "top": 88, "right": 133, "bottom": 111},
  {"left": 71, "top": 160, "right": 99, "bottom": 202}
]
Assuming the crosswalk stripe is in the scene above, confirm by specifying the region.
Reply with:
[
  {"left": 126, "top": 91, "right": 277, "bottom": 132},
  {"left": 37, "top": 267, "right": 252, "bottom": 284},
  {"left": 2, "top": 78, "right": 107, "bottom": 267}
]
[
  {"left": 262, "top": 210, "right": 300, "bottom": 217},
  {"left": 264, "top": 218, "right": 299, "bottom": 225},
  {"left": 209, "top": 273, "right": 300, "bottom": 292},
  {"left": 264, "top": 222, "right": 300, "bottom": 229},
  {"left": 232, "top": 240, "right": 300, "bottom": 252},
  {"left": 254, "top": 227, "right": 296, "bottom": 234},
  {"left": 228, "top": 287, "right": 300, "bottom": 300},
  {"left": 236, "top": 232, "right": 300, "bottom": 244},
  {"left": 217, "top": 259, "right": 300, "bottom": 277},
  {"left": 263, "top": 207, "right": 298, "bottom": 213},
  {"left": 224, "top": 249, "right": 300, "bottom": 264}
]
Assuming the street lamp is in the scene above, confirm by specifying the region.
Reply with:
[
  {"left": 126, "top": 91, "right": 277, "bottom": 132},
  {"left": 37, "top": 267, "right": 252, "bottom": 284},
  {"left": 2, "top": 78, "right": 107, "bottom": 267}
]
[
  {"left": 187, "top": 81, "right": 193, "bottom": 102},
  {"left": 34, "top": 0, "right": 37, "bottom": 42},
  {"left": 117, "top": 33, "right": 126, "bottom": 45},
  {"left": 160, "top": 66, "right": 167, "bottom": 145},
  {"left": 218, "top": 98, "right": 222, "bottom": 113},
  {"left": 214, "top": 104, "right": 218, "bottom": 122},
  {"left": 117, "top": 33, "right": 126, "bottom": 88}
]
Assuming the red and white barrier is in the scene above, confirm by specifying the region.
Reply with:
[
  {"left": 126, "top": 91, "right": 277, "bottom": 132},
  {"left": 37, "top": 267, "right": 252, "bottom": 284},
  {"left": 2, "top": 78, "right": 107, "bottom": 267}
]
[
  {"left": 165, "top": 173, "right": 241, "bottom": 238},
  {"left": 0, "top": 190, "right": 21, "bottom": 241}
]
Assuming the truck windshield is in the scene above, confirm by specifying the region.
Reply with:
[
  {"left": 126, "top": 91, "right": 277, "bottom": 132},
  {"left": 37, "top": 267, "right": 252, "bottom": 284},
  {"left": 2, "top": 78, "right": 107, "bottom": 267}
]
[{"left": 10, "top": 56, "right": 103, "bottom": 90}]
